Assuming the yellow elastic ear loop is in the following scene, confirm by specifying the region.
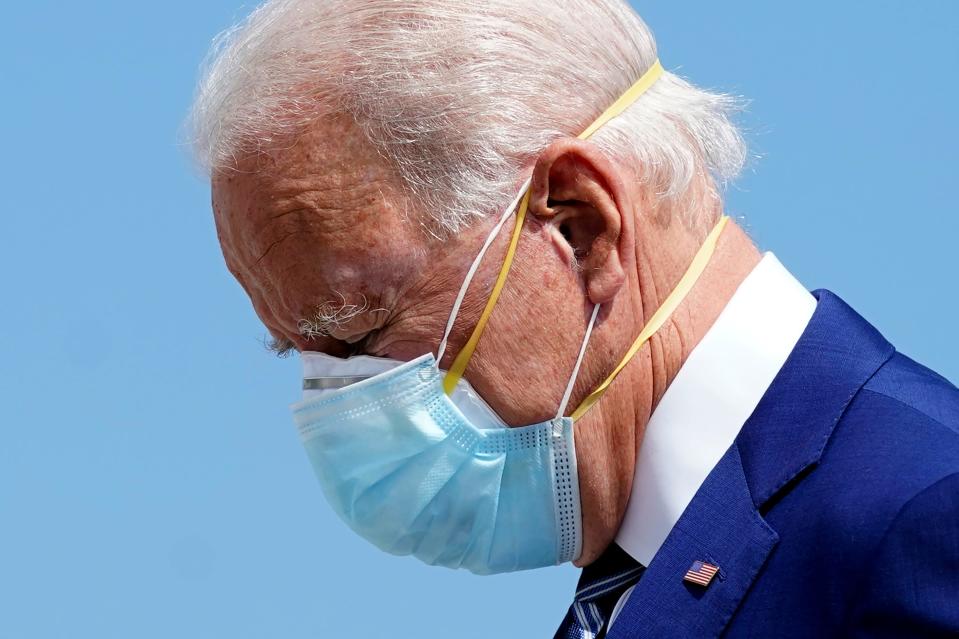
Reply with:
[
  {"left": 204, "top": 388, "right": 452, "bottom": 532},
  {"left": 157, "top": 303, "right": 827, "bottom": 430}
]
[
  {"left": 442, "top": 60, "right": 666, "bottom": 396},
  {"left": 569, "top": 215, "right": 729, "bottom": 421},
  {"left": 578, "top": 60, "right": 665, "bottom": 140}
]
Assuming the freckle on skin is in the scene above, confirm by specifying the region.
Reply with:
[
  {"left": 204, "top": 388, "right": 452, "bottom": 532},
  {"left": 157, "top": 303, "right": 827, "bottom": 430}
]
[{"left": 542, "top": 271, "right": 554, "bottom": 288}]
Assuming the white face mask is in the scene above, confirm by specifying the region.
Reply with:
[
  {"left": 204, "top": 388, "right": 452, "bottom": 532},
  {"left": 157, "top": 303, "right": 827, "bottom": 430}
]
[{"left": 302, "top": 351, "right": 509, "bottom": 429}]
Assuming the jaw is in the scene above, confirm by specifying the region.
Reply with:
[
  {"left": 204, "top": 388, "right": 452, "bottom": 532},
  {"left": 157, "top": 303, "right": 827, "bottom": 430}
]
[{"left": 571, "top": 391, "right": 646, "bottom": 567}]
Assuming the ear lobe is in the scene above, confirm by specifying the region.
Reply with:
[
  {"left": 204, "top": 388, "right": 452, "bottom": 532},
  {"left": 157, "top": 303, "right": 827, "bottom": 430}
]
[
  {"left": 583, "top": 233, "right": 626, "bottom": 303},
  {"left": 529, "top": 138, "right": 631, "bottom": 305}
]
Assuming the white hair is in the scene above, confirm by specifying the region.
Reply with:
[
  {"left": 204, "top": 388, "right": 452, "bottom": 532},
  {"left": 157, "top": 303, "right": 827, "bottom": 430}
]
[
  {"left": 188, "top": 0, "right": 747, "bottom": 233},
  {"left": 297, "top": 292, "right": 386, "bottom": 340}
]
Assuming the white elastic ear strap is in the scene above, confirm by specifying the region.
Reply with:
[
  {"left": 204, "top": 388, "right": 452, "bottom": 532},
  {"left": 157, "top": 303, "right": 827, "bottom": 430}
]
[
  {"left": 436, "top": 177, "right": 533, "bottom": 365},
  {"left": 556, "top": 303, "right": 601, "bottom": 419},
  {"left": 435, "top": 176, "right": 601, "bottom": 419}
]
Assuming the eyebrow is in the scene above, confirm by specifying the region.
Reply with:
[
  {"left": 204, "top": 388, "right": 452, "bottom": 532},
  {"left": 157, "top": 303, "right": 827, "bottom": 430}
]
[{"left": 297, "top": 292, "right": 374, "bottom": 340}]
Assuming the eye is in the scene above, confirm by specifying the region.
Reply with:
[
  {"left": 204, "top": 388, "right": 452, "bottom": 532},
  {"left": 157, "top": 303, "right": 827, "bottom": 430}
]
[
  {"left": 346, "top": 330, "right": 379, "bottom": 356},
  {"left": 346, "top": 337, "right": 368, "bottom": 356}
]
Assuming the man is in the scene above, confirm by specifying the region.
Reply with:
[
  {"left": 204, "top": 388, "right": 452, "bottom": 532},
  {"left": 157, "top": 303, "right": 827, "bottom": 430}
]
[{"left": 188, "top": 1, "right": 959, "bottom": 636}]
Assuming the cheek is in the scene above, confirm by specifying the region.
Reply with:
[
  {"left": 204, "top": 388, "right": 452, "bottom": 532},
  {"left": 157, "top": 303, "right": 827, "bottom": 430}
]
[
  {"left": 464, "top": 250, "right": 591, "bottom": 425},
  {"left": 371, "top": 274, "right": 460, "bottom": 360},
  {"left": 381, "top": 338, "right": 437, "bottom": 361}
]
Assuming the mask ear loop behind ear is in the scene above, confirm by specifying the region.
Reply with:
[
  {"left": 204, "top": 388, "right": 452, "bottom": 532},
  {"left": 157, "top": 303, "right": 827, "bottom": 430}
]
[
  {"left": 569, "top": 215, "right": 730, "bottom": 422},
  {"left": 439, "top": 59, "right": 665, "bottom": 396},
  {"left": 555, "top": 303, "right": 601, "bottom": 419}
]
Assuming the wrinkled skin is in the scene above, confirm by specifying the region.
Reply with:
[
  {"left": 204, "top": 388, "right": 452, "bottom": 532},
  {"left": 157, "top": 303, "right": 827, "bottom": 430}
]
[{"left": 212, "top": 112, "right": 760, "bottom": 566}]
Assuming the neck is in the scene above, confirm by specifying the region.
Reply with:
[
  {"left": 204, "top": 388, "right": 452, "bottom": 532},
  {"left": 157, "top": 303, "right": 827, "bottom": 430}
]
[
  {"left": 573, "top": 213, "right": 761, "bottom": 568},
  {"left": 638, "top": 217, "right": 762, "bottom": 415}
]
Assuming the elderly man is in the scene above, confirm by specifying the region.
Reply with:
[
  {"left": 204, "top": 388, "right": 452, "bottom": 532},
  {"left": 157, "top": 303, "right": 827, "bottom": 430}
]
[{"left": 189, "top": 1, "right": 959, "bottom": 637}]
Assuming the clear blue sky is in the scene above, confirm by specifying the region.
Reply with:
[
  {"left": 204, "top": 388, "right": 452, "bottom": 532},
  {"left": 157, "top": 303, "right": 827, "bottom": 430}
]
[{"left": 1, "top": 2, "right": 956, "bottom": 637}]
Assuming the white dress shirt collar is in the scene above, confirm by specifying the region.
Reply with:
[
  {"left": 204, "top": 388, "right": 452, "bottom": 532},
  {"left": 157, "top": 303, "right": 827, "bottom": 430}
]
[{"left": 614, "top": 253, "right": 817, "bottom": 566}]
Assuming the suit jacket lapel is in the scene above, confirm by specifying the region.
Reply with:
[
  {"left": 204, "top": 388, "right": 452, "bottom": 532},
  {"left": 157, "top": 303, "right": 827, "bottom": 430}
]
[
  {"left": 736, "top": 290, "right": 894, "bottom": 509},
  {"left": 606, "top": 291, "right": 895, "bottom": 638},
  {"left": 606, "top": 442, "right": 778, "bottom": 639}
]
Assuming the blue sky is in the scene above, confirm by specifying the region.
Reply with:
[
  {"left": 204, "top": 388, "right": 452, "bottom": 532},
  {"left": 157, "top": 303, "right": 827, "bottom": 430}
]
[{"left": 1, "top": 2, "right": 956, "bottom": 637}]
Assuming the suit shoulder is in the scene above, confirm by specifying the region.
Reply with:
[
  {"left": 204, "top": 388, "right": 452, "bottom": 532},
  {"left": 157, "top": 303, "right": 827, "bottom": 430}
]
[
  {"left": 861, "top": 351, "right": 959, "bottom": 436},
  {"left": 812, "top": 356, "right": 959, "bottom": 527}
]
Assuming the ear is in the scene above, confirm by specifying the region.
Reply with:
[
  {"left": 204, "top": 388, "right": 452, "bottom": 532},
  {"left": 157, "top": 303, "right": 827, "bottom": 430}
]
[{"left": 529, "top": 138, "right": 634, "bottom": 304}]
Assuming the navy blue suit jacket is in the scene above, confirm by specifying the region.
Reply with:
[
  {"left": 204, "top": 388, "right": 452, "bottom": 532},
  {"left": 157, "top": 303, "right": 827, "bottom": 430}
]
[{"left": 607, "top": 291, "right": 959, "bottom": 638}]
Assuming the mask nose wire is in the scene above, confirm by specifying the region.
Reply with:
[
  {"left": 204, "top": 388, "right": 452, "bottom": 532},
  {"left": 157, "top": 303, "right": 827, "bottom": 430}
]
[{"left": 436, "top": 176, "right": 532, "bottom": 366}]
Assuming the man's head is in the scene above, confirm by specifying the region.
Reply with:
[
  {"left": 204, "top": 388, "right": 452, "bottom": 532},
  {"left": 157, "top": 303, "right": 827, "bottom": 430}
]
[{"left": 189, "top": 0, "right": 748, "bottom": 565}]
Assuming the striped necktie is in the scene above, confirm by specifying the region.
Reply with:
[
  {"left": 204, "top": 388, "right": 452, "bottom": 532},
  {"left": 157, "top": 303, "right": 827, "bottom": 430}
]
[{"left": 554, "top": 543, "right": 645, "bottom": 639}]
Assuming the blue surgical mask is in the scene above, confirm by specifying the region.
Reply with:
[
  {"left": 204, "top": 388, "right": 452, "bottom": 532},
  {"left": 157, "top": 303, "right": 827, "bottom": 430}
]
[
  {"left": 289, "top": 59, "right": 730, "bottom": 574},
  {"left": 293, "top": 352, "right": 585, "bottom": 574}
]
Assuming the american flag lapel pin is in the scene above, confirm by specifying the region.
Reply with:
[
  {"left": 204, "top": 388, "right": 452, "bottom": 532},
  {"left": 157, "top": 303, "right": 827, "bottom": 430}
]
[{"left": 683, "top": 560, "right": 720, "bottom": 587}]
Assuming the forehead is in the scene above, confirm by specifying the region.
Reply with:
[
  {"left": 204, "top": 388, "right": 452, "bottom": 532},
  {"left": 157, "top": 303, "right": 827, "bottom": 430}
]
[
  {"left": 210, "top": 115, "right": 426, "bottom": 325},
  {"left": 212, "top": 112, "right": 404, "bottom": 244}
]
